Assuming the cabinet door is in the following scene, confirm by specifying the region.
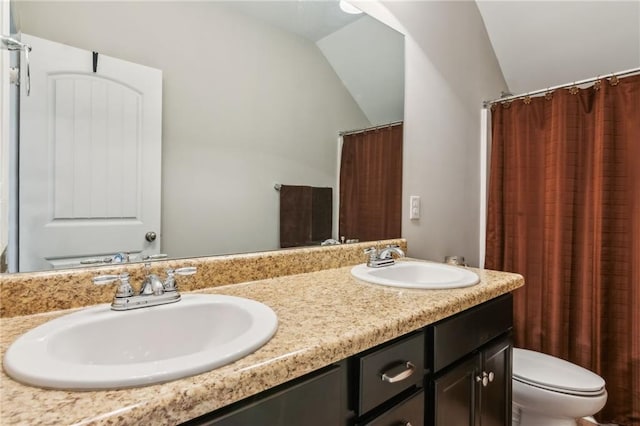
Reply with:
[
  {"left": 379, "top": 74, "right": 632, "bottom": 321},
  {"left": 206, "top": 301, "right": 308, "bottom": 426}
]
[
  {"left": 479, "top": 335, "right": 512, "bottom": 426},
  {"left": 432, "top": 355, "right": 479, "bottom": 426},
  {"left": 191, "top": 364, "right": 345, "bottom": 426}
]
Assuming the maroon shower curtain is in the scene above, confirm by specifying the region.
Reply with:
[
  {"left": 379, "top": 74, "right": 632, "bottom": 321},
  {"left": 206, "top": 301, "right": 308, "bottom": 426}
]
[
  {"left": 339, "top": 124, "right": 403, "bottom": 242},
  {"left": 486, "top": 75, "right": 640, "bottom": 425}
]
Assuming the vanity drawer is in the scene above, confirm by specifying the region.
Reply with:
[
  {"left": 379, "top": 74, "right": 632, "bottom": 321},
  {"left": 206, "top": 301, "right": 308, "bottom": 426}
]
[
  {"left": 358, "top": 389, "right": 424, "bottom": 426},
  {"left": 357, "top": 331, "right": 425, "bottom": 415},
  {"left": 188, "top": 363, "right": 345, "bottom": 426},
  {"left": 427, "top": 293, "right": 513, "bottom": 373}
]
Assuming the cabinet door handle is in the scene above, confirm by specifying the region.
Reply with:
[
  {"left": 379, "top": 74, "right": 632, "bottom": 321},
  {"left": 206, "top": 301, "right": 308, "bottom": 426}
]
[
  {"left": 475, "top": 372, "right": 489, "bottom": 387},
  {"left": 381, "top": 361, "right": 416, "bottom": 383}
]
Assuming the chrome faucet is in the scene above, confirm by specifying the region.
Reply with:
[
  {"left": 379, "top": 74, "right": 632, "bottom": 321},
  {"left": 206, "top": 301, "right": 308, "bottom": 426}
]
[
  {"left": 139, "top": 272, "right": 165, "bottom": 296},
  {"left": 80, "top": 252, "right": 168, "bottom": 265},
  {"left": 80, "top": 251, "right": 130, "bottom": 265},
  {"left": 364, "top": 244, "right": 405, "bottom": 268},
  {"left": 93, "top": 266, "right": 197, "bottom": 311}
]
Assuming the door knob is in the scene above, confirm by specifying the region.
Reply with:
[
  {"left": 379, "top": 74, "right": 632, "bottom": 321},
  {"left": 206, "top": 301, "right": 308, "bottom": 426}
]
[
  {"left": 145, "top": 231, "right": 157, "bottom": 242},
  {"left": 476, "top": 371, "right": 489, "bottom": 387}
]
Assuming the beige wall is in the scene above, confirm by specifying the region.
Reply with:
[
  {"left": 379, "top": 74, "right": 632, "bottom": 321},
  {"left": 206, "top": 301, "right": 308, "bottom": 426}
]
[
  {"left": 358, "top": 1, "right": 507, "bottom": 266},
  {"left": 14, "top": 2, "right": 371, "bottom": 258}
]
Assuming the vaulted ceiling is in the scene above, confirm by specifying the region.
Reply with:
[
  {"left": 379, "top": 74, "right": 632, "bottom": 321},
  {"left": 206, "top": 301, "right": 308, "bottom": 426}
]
[{"left": 476, "top": 0, "right": 640, "bottom": 95}]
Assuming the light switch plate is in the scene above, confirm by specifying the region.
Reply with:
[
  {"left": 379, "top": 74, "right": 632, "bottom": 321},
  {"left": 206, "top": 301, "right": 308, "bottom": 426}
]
[{"left": 409, "top": 195, "right": 420, "bottom": 220}]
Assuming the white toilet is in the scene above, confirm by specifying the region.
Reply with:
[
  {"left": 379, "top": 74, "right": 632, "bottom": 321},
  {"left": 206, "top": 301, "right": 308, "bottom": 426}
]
[{"left": 512, "top": 348, "right": 608, "bottom": 426}]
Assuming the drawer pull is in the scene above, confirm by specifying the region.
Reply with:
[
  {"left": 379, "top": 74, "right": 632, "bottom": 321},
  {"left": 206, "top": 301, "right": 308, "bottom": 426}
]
[{"left": 381, "top": 361, "right": 416, "bottom": 383}]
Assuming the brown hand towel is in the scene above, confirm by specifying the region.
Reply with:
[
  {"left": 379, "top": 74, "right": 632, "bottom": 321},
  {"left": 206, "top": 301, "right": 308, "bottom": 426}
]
[{"left": 279, "top": 185, "right": 332, "bottom": 248}]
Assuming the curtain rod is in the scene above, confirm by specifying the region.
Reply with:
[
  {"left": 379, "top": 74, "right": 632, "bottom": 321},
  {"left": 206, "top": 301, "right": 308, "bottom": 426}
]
[
  {"left": 339, "top": 121, "right": 403, "bottom": 136},
  {"left": 483, "top": 67, "right": 640, "bottom": 108}
]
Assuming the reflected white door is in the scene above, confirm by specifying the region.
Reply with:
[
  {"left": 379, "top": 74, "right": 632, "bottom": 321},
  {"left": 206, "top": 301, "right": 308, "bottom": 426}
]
[{"left": 19, "top": 34, "right": 162, "bottom": 271}]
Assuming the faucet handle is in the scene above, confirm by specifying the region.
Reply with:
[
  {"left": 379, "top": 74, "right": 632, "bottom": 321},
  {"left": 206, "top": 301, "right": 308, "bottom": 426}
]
[
  {"left": 140, "top": 253, "right": 168, "bottom": 261},
  {"left": 163, "top": 269, "right": 177, "bottom": 292},
  {"left": 80, "top": 257, "right": 112, "bottom": 265},
  {"left": 163, "top": 267, "right": 197, "bottom": 292},
  {"left": 175, "top": 267, "right": 197, "bottom": 276},
  {"left": 92, "top": 274, "right": 120, "bottom": 284},
  {"left": 364, "top": 247, "right": 379, "bottom": 261},
  {"left": 93, "top": 273, "right": 134, "bottom": 298}
]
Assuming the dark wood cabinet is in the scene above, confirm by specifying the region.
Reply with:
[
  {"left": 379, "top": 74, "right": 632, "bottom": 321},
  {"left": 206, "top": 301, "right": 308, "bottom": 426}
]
[
  {"left": 358, "top": 389, "right": 425, "bottom": 426},
  {"left": 354, "top": 331, "right": 425, "bottom": 416},
  {"left": 479, "top": 336, "right": 512, "bottom": 426},
  {"left": 185, "top": 363, "right": 347, "bottom": 426},
  {"left": 432, "top": 355, "right": 477, "bottom": 426},
  {"left": 183, "top": 294, "right": 513, "bottom": 426},
  {"left": 351, "top": 331, "right": 425, "bottom": 425},
  {"left": 427, "top": 294, "right": 513, "bottom": 426},
  {"left": 430, "top": 335, "right": 512, "bottom": 426}
]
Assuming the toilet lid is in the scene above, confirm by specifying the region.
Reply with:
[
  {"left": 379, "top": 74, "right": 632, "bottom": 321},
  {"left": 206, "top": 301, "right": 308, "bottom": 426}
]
[{"left": 513, "top": 348, "right": 605, "bottom": 396}]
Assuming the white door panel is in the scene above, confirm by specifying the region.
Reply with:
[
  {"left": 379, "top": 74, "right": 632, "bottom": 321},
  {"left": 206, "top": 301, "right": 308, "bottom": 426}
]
[
  {"left": 19, "top": 34, "right": 162, "bottom": 271},
  {"left": 0, "top": 0, "right": 9, "bottom": 269}
]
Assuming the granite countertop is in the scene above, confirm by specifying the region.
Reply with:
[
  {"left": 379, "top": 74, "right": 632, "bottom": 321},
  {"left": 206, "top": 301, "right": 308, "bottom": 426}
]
[{"left": 0, "top": 262, "right": 523, "bottom": 425}]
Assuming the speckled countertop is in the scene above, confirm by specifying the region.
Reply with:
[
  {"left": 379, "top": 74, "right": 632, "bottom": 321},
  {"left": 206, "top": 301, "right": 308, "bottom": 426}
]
[{"left": 0, "top": 262, "right": 523, "bottom": 425}]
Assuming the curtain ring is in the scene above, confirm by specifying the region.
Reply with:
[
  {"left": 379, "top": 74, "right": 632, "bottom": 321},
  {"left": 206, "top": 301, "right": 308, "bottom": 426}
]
[
  {"left": 609, "top": 73, "right": 619, "bottom": 86},
  {"left": 523, "top": 94, "right": 532, "bottom": 105},
  {"left": 593, "top": 76, "right": 601, "bottom": 91},
  {"left": 545, "top": 89, "right": 553, "bottom": 100},
  {"left": 568, "top": 83, "right": 579, "bottom": 95},
  {"left": 501, "top": 100, "right": 512, "bottom": 109}
]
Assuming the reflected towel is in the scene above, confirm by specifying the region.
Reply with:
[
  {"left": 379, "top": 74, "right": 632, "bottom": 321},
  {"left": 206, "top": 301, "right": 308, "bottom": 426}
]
[{"left": 279, "top": 185, "right": 332, "bottom": 248}]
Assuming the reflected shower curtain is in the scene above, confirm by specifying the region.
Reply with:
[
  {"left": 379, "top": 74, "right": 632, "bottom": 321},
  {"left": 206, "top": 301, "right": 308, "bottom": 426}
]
[
  {"left": 485, "top": 75, "right": 640, "bottom": 424},
  {"left": 339, "top": 124, "right": 402, "bottom": 242}
]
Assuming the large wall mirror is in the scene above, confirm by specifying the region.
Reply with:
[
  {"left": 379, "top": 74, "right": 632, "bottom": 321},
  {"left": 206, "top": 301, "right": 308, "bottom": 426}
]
[{"left": 6, "top": 0, "right": 404, "bottom": 273}]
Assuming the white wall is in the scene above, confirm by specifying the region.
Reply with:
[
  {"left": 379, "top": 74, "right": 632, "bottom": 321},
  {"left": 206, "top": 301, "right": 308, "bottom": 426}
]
[
  {"left": 15, "top": 0, "right": 507, "bottom": 266},
  {"left": 477, "top": 0, "right": 640, "bottom": 94},
  {"left": 14, "top": 1, "right": 371, "bottom": 258},
  {"left": 317, "top": 15, "right": 404, "bottom": 125},
  {"left": 357, "top": 1, "right": 507, "bottom": 266}
]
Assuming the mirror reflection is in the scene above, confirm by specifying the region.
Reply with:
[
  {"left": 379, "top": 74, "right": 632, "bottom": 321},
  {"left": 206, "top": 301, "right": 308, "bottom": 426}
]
[{"left": 6, "top": 0, "right": 404, "bottom": 273}]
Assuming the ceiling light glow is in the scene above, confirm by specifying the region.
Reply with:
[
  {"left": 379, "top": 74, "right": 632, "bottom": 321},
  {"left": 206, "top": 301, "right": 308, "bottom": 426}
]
[{"left": 339, "top": 0, "right": 363, "bottom": 15}]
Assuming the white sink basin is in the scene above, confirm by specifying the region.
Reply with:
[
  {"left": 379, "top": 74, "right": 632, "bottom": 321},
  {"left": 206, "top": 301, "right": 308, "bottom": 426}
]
[
  {"left": 3, "top": 294, "right": 278, "bottom": 390},
  {"left": 351, "top": 261, "right": 480, "bottom": 289}
]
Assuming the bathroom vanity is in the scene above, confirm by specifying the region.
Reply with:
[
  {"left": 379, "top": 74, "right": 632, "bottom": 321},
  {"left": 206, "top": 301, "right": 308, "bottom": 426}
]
[
  {"left": 184, "top": 294, "right": 512, "bottom": 426},
  {"left": 0, "top": 250, "right": 523, "bottom": 425}
]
